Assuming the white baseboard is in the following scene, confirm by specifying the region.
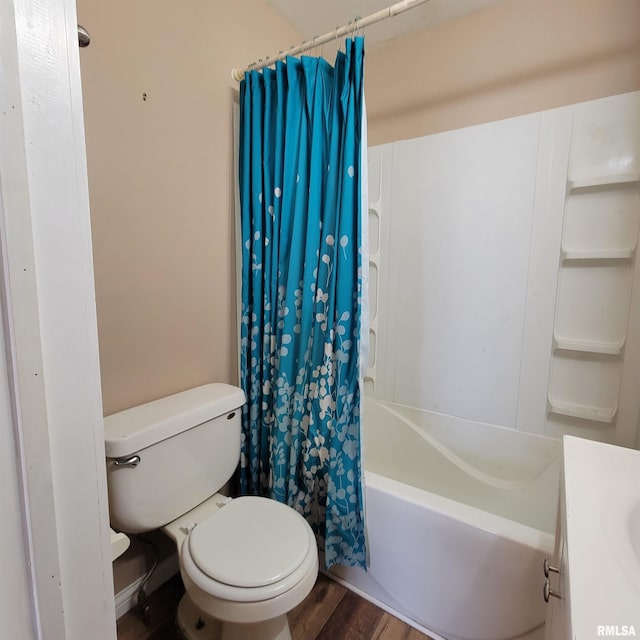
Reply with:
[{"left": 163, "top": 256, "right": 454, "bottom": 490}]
[{"left": 114, "top": 553, "right": 180, "bottom": 620}]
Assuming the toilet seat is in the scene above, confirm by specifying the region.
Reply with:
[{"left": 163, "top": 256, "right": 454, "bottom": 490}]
[
  {"left": 180, "top": 496, "right": 317, "bottom": 603},
  {"left": 189, "top": 496, "right": 310, "bottom": 588}
]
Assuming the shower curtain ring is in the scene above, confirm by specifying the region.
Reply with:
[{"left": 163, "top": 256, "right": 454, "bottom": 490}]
[{"left": 352, "top": 16, "right": 361, "bottom": 40}]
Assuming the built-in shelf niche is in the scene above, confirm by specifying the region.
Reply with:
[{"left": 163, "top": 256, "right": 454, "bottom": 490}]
[
  {"left": 548, "top": 351, "right": 622, "bottom": 424},
  {"left": 548, "top": 161, "right": 640, "bottom": 432},
  {"left": 369, "top": 262, "right": 378, "bottom": 322},
  {"left": 368, "top": 207, "right": 380, "bottom": 254},
  {"left": 562, "top": 182, "right": 640, "bottom": 256},
  {"left": 568, "top": 173, "right": 640, "bottom": 192},
  {"left": 553, "top": 336, "right": 625, "bottom": 356},
  {"left": 561, "top": 249, "right": 635, "bottom": 261},
  {"left": 366, "top": 151, "right": 382, "bottom": 392},
  {"left": 554, "top": 263, "right": 632, "bottom": 347},
  {"left": 367, "top": 330, "right": 376, "bottom": 369},
  {"left": 547, "top": 398, "right": 617, "bottom": 424}
]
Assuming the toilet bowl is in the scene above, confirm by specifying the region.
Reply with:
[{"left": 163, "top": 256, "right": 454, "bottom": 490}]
[
  {"left": 164, "top": 494, "right": 318, "bottom": 640},
  {"left": 104, "top": 384, "right": 319, "bottom": 640}
]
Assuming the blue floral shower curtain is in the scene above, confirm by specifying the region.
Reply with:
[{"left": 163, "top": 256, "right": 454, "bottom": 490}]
[{"left": 238, "top": 38, "right": 367, "bottom": 569}]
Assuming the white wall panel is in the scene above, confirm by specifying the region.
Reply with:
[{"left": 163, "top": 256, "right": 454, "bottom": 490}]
[{"left": 384, "top": 114, "right": 540, "bottom": 426}]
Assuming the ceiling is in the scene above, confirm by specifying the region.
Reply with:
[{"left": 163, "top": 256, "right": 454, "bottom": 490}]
[{"left": 267, "top": 0, "right": 502, "bottom": 50}]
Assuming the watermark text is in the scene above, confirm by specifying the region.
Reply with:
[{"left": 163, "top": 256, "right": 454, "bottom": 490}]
[{"left": 597, "top": 626, "right": 637, "bottom": 637}]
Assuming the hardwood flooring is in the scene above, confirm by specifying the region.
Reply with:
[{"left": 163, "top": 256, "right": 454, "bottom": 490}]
[{"left": 117, "top": 573, "right": 433, "bottom": 640}]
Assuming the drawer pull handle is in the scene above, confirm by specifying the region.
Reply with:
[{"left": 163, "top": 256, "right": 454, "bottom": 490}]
[
  {"left": 113, "top": 455, "right": 141, "bottom": 468},
  {"left": 544, "top": 557, "right": 559, "bottom": 577},
  {"left": 543, "top": 579, "right": 561, "bottom": 603}
]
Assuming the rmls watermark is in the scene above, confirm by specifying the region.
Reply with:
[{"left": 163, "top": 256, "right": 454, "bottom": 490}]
[{"left": 597, "top": 625, "right": 637, "bottom": 637}]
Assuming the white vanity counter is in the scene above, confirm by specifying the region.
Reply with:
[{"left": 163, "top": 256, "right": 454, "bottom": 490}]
[{"left": 556, "top": 436, "right": 640, "bottom": 638}]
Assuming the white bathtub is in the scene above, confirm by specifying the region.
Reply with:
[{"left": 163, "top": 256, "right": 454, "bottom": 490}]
[{"left": 330, "top": 397, "right": 561, "bottom": 640}]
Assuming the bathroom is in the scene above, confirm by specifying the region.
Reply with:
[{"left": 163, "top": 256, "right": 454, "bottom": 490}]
[{"left": 1, "top": 0, "right": 639, "bottom": 639}]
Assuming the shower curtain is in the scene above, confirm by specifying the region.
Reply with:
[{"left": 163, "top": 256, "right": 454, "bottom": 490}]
[{"left": 238, "top": 37, "right": 367, "bottom": 569}]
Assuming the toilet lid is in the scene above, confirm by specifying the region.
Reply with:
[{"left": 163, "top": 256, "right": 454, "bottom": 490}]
[{"left": 188, "top": 496, "right": 311, "bottom": 588}]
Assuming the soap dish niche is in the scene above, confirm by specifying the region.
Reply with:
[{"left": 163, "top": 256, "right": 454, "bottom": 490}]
[{"left": 547, "top": 351, "right": 622, "bottom": 425}]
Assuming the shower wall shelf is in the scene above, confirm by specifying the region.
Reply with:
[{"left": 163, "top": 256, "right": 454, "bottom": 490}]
[
  {"left": 568, "top": 173, "right": 640, "bottom": 192},
  {"left": 561, "top": 248, "right": 635, "bottom": 261},
  {"left": 553, "top": 337, "right": 625, "bottom": 356},
  {"left": 547, "top": 398, "right": 617, "bottom": 424},
  {"left": 546, "top": 101, "right": 640, "bottom": 439},
  {"left": 364, "top": 151, "right": 383, "bottom": 395}
]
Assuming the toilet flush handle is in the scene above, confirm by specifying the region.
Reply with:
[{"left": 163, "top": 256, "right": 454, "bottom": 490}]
[{"left": 112, "top": 455, "right": 141, "bottom": 467}]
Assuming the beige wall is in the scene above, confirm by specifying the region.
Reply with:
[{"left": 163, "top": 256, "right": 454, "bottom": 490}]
[
  {"left": 78, "top": 0, "right": 301, "bottom": 415},
  {"left": 366, "top": 0, "right": 640, "bottom": 145}
]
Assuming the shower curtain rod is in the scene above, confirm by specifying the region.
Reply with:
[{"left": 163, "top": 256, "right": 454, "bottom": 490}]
[{"left": 231, "top": 0, "right": 432, "bottom": 82}]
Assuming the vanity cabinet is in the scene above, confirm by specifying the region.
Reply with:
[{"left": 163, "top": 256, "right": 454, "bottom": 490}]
[
  {"left": 545, "top": 436, "right": 640, "bottom": 640},
  {"left": 544, "top": 475, "right": 571, "bottom": 640}
]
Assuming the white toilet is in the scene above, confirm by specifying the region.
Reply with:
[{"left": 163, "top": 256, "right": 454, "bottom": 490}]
[{"left": 104, "top": 383, "right": 319, "bottom": 640}]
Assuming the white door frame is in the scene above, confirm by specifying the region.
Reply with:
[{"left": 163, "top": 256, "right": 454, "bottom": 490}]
[{"left": 0, "top": 1, "right": 116, "bottom": 638}]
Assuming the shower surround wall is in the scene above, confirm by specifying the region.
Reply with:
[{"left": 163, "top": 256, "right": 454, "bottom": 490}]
[{"left": 367, "top": 91, "right": 640, "bottom": 446}]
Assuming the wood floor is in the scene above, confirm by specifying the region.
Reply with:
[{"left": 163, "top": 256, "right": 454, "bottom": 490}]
[{"left": 117, "top": 573, "right": 433, "bottom": 640}]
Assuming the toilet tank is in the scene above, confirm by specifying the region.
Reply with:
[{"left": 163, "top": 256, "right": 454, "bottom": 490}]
[{"left": 104, "top": 383, "right": 245, "bottom": 533}]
